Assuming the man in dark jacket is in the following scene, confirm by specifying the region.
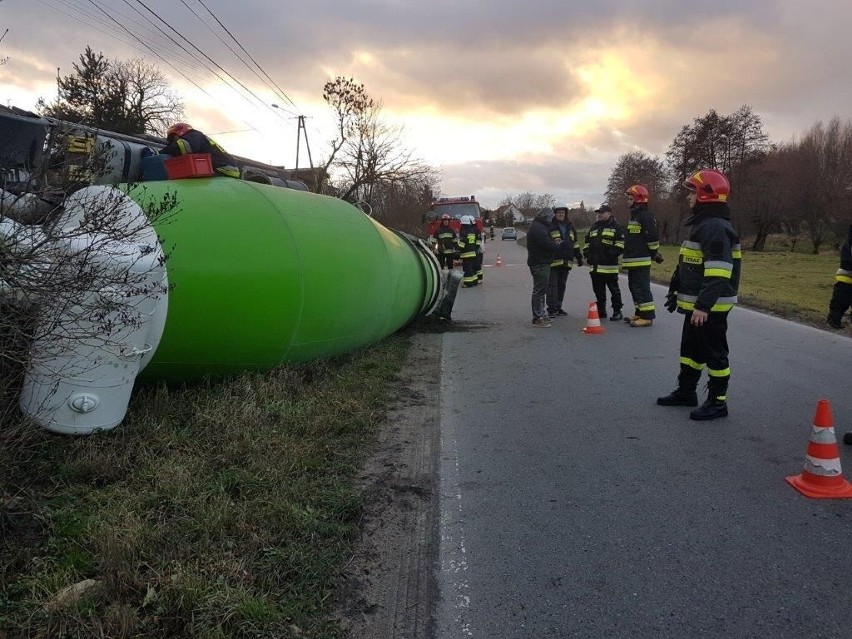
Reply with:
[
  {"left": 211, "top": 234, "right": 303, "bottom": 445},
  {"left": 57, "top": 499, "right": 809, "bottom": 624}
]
[
  {"left": 527, "top": 208, "right": 561, "bottom": 327},
  {"left": 622, "top": 184, "right": 663, "bottom": 327},
  {"left": 827, "top": 224, "right": 852, "bottom": 329},
  {"left": 161, "top": 122, "right": 240, "bottom": 177},
  {"left": 583, "top": 204, "right": 625, "bottom": 321},
  {"left": 657, "top": 169, "right": 741, "bottom": 421},
  {"left": 546, "top": 204, "right": 582, "bottom": 317}
]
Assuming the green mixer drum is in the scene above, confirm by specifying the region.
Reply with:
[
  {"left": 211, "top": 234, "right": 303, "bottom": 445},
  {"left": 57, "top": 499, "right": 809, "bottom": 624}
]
[{"left": 129, "top": 178, "right": 438, "bottom": 381}]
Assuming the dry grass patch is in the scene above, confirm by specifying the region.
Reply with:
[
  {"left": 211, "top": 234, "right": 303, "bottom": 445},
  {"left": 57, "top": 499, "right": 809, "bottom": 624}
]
[{"left": 0, "top": 335, "right": 410, "bottom": 638}]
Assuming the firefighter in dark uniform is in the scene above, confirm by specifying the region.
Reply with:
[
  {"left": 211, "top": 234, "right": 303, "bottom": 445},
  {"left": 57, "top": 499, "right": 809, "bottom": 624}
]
[
  {"left": 583, "top": 204, "right": 625, "bottom": 321},
  {"left": 657, "top": 169, "right": 741, "bottom": 421},
  {"left": 827, "top": 224, "right": 852, "bottom": 329},
  {"left": 458, "top": 215, "right": 479, "bottom": 287},
  {"left": 161, "top": 123, "right": 241, "bottom": 177},
  {"left": 622, "top": 184, "right": 663, "bottom": 327},
  {"left": 546, "top": 204, "right": 581, "bottom": 316},
  {"left": 475, "top": 222, "right": 485, "bottom": 284},
  {"left": 434, "top": 214, "right": 458, "bottom": 270}
]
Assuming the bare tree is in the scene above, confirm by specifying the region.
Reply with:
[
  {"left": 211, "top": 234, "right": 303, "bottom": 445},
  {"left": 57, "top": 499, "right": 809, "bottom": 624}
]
[
  {"left": 605, "top": 150, "right": 667, "bottom": 204},
  {"left": 664, "top": 105, "right": 771, "bottom": 240},
  {"left": 792, "top": 118, "right": 852, "bottom": 253},
  {"left": 335, "top": 102, "right": 432, "bottom": 204},
  {"left": 317, "top": 76, "right": 374, "bottom": 195},
  {"left": 368, "top": 168, "right": 441, "bottom": 235},
  {"left": 37, "top": 46, "right": 183, "bottom": 136},
  {"left": 511, "top": 192, "right": 539, "bottom": 220},
  {"left": 318, "top": 76, "right": 433, "bottom": 208},
  {"left": 604, "top": 150, "right": 671, "bottom": 236},
  {"left": 533, "top": 193, "right": 557, "bottom": 211}
]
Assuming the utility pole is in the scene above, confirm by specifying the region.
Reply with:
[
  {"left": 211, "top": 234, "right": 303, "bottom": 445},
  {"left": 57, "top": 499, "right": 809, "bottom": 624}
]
[
  {"left": 294, "top": 115, "right": 313, "bottom": 172},
  {"left": 270, "top": 104, "right": 314, "bottom": 172}
]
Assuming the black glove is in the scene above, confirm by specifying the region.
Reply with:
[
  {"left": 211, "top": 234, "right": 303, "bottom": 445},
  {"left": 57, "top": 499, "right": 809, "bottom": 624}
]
[
  {"left": 576, "top": 257, "right": 584, "bottom": 267},
  {"left": 665, "top": 291, "right": 678, "bottom": 313},
  {"left": 653, "top": 253, "right": 664, "bottom": 264}
]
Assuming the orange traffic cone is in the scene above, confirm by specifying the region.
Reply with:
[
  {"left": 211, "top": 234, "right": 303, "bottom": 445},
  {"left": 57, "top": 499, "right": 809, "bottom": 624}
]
[
  {"left": 582, "top": 302, "right": 605, "bottom": 334},
  {"left": 495, "top": 254, "right": 503, "bottom": 267},
  {"left": 786, "top": 399, "right": 852, "bottom": 499}
]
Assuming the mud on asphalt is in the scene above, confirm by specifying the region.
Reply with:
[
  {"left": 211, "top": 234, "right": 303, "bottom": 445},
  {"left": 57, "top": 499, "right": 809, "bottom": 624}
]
[{"left": 335, "top": 329, "right": 444, "bottom": 639}]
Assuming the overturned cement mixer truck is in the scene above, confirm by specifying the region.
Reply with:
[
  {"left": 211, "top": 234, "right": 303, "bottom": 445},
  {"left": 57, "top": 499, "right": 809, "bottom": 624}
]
[{"left": 0, "top": 106, "right": 459, "bottom": 435}]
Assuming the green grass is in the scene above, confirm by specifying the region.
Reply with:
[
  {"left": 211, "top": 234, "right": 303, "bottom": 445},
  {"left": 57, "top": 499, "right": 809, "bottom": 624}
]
[
  {"left": 652, "top": 245, "right": 842, "bottom": 327},
  {"left": 0, "top": 334, "right": 410, "bottom": 639}
]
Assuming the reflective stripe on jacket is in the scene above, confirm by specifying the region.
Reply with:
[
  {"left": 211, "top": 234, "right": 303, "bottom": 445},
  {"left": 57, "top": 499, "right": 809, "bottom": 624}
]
[
  {"left": 457, "top": 225, "right": 478, "bottom": 259},
  {"left": 622, "top": 205, "right": 659, "bottom": 268},
  {"left": 435, "top": 227, "right": 457, "bottom": 254},
  {"left": 584, "top": 218, "right": 624, "bottom": 274},
  {"left": 671, "top": 210, "right": 741, "bottom": 313},
  {"left": 549, "top": 220, "right": 578, "bottom": 268}
]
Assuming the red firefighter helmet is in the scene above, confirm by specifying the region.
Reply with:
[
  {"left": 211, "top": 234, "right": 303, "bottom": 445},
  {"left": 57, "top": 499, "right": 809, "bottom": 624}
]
[
  {"left": 167, "top": 122, "right": 193, "bottom": 141},
  {"left": 625, "top": 184, "right": 649, "bottom": 203},
  {"left": 683, "top": 169, "right": 730, "bottom": 203}
]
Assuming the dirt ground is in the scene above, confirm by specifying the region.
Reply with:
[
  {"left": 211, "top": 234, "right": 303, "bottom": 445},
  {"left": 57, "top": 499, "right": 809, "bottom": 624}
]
[{"left": 335, "top": 330, "right": 444, "bottom": 639}]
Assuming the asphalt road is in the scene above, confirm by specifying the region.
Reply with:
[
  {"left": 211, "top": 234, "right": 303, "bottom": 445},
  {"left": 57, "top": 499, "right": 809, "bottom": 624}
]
[{"left": 436, "top": 235, "right": 852, "bottom": 639}]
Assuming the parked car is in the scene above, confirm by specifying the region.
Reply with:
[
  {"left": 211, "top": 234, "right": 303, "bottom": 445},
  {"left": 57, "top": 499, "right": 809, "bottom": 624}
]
[{"left": 501, "top": 227, "right": 518, "bottom": 241}]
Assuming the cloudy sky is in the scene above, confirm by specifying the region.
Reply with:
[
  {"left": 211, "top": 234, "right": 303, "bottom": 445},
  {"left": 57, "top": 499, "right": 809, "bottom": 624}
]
[{"left": 2, "top": 0, "right": 851, "bottom": 207}]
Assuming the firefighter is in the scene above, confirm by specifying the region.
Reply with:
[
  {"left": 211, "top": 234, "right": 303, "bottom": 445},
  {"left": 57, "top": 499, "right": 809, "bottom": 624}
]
[
  {"left": 458, "top": 214, "right": 479, "bottom": 287},
  {"left": 583, "top": 204, "right": 625, "bottom": 321},
  {"left": 827, "top": 224, "right": 852, "bottom": 329},
  {"left": 657, "top": 169, "right": 741, "bottom": 421},
  {"left": 546, "top": 204, "right": 581, "bottom": 317},
  {"left": 161, "top": 123, "right": 241, "bottom": 178},
  {"left": 433, "top": 214, "right": 458, "bottom": 270},
  {"left": 622, "top": 184, "right": 663, "bottom": 327},
  {"left": 475, "top": 222, "right": 485, "bottom": 284}
]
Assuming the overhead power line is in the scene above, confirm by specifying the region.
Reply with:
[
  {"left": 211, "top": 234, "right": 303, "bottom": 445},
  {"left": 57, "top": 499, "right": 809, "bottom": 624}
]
[
  {"left": 83, "top": 0, "right": 215, "bottom": 101},
  {"left": 45, "top": 0, "right": 209, "bottom": 75},
  {"left": 131, "top": 0, "right": 294, "bottom": 126},
  {"left": 32, "top": 0, "right": 306, "bottom": 155},
  {"left": 191, "top": 0, "right": 301, "bottom": 113}
]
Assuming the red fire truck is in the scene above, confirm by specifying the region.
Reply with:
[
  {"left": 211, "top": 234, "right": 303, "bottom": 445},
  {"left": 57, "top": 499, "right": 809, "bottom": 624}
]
[{"left": 425, "top": 196, "right": 484, "bottom": 244}]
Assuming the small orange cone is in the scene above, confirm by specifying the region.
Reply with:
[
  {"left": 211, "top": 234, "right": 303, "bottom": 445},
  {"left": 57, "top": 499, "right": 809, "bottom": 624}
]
[
  {"left": 495, "top": 254, "right": 503, "bottom": 267},
  {"left": 582, "top": 302, "right": 605, "bottom": 334},
  {"left": 786, "top": 399, "right": 852, "bottom": 499}
]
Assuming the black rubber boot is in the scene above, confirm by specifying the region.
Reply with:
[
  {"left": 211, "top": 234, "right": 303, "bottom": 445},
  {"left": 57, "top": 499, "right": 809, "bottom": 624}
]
[
  {"left": 691, "top": 376, "right": 729, "bottom": 420},
  {"left": 827, "top": 314, "right": 844, "bottom": 329},
  {"left": 657, "top": 389, "right": 698, "bottom": 406},
  {"left": 657, "top": 368, "right": 700, "bottom": 406},
  {"left": 690, "top": 398, "right": 728, "bottom": 421}
]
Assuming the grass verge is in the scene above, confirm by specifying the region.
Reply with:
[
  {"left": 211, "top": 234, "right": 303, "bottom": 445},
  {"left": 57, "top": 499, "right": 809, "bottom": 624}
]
[{"left": 0, "top": 333, "right": 410, "bottom": 639}]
